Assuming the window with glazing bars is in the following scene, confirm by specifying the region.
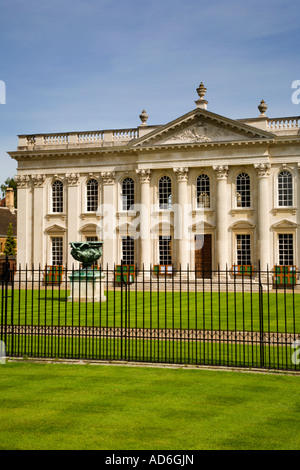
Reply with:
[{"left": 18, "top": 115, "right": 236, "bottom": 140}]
[
  {"left": 122, "top": 236, "right": 134, "bottom": 265},
  {"left": 278, "top": 233, "right": 294, "bottom": 265},
  {"left": 236, "top": 234, "right": 251, "bottom": 265},
  {"left": 196, "top": 174, "right": 210, "bottom": 208},
  {"left": 86, "top": 179, "right": 98, "bottom": 212},
  {"left": 278, "top": 171, "right": 293, "bottom": 206},
  {"left": 122, "top": 178, "right": 135, "bottom": 211},
  {"left": 86, "top": 236, "right": 98, "bottom": 242},
  {"left": 159, "top": 235, "right": 172, "bottom": 265},
  {"left": 236, "top": 173, "right": 250, "bottom": 207},
  {"left": 159, "top": 176, "right": 172, "bottom": 210},
  {"left": 52, "top": 180, "right": 63, "bottom": 213},
  {"left": 51, "top": 237, "right": 63, "bottom": 265}
]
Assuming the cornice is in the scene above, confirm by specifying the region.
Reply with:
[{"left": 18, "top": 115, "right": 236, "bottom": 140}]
[{"left": 8, "top": 137, "right": 278, "bottom": 162}]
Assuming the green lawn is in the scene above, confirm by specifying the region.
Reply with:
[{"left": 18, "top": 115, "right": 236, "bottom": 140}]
[
  {"left": 1, "top": 288, "right": 299, "bottom": 333},
  {"left": 0, "top": 361, "right": 299, "bottom": 450}
]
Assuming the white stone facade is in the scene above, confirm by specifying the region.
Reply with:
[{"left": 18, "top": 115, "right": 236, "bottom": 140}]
[{"left": 8, "top": 84, "right": 300, "bottom": 275}]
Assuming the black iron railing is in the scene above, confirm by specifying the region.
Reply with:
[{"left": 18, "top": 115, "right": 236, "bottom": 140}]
[{"left": 1, "top": 258, "right": 299, "bottom": 371}]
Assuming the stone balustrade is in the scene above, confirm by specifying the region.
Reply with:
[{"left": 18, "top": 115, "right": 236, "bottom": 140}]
[
  {"left": 267, "top": 116, "right": 300, "bottom": 133},
  {"left": 18, "top": 128, "right": 140, "bottom": 149}
]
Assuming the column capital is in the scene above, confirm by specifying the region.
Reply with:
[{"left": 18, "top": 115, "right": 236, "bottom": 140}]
[
  {"left": 254, "top": 163, "right": 271, "bottom": 177},
  {"left": 101, "top": 171, "right": 115, "bottom": 184},
  {"left": 15, "top": 174, "right": 31, "bottom": 188},
  {"left": 65, "top": 173, "right": 80, "bottom": 186},
  {"left": 136, "top": 169, "right": 151, "bottom": 183},
  {"left": 173, "top": 167, "right": 189, "bottom": 182},
  {"left": 213, "top": 165, "right": 229, "bottom": 180},
  {"left": 31, "top": 174, "right": 46, "bottom": 188}
]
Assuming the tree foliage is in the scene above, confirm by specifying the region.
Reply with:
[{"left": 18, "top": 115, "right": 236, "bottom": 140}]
[
  {"left": 1, "top": 177, "right": 17, "bottom": 208},
  {"left": 4, "top": 223, "right": 17, "bottom": 255}
]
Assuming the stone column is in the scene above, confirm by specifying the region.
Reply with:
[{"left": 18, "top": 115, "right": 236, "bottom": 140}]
[
  {"left": 254, "top": 163, "right": 271, "bottom": 271},
  {"left": 136, "top": 169, "right": 151, "bottom": 271},
  {"left": 31, "top": 174, "right": 46, "bottom": 269},
  {"left": 66, "top": 173, "right": 80, "bottom": 267},
  {"left": 213, "top": 165, "right": 229, "bottom": 272},
  {"left": 15, "top": 175, "right": 31, "bottom": 269},
  {"left": 173, "top": 167, "right": 189, "bottom": 270},
  {"left": 100, "top": 172, "right": 116, "bottom": 269}
]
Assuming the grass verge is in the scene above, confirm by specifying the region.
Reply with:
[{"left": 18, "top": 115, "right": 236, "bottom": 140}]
[{"left": 0, "top": 361, "right": 299, "bottom": 450}]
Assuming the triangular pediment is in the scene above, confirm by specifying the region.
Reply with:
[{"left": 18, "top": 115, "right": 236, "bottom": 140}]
[
  {"left": 45, "top": 224, "right": 66, "bottom": 233},
  {"left": 271, "top": 219, "right": 298, "bottom": 229},
  {"left": 133, "top": 108, "right": 274, "bottom": 147}
]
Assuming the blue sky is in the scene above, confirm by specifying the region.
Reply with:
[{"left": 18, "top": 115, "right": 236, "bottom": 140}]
[{"left": 0, "top": 0, "right": 299, "bottom": 180}]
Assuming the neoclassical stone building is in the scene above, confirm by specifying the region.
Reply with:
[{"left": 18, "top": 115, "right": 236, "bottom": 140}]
[{"left": 8, "top": 83, "right": 300, "bottom": 278}]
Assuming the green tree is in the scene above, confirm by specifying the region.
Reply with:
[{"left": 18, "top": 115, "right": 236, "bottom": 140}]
[
  {"left": 1, "top": 177, "right": 17, "bottom": 208},
  {"left": 4, "top": 223, "right": 17, "bottom": 255}
]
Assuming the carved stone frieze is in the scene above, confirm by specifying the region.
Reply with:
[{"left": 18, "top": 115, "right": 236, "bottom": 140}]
[{"left": 160, "top": 120, "right": 250, "bottom": 145}]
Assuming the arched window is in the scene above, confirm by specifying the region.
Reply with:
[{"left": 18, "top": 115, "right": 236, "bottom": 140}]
[
  {"left": 196, "top": 174, "right": 210, "bottom": 208},
  {"left": 121, "top": 178, "right": 135, "bottom": 211},
  {"left": 86, "top": 179, "right": 99, "bottom": 212},
  {"left": 52, "top": 180, "right": 63, "bottom": 213},
  {"left": 159, "top": 176, "right": 172, "bottom": 210},
  {"left": 278, "top": 170, "right": 293, "bottom": 206},
  {"left": 236, "top": 173, "right": 250, "bottom": 208}
]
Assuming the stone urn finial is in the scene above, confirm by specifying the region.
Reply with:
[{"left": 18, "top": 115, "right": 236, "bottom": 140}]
[
  {"left": 139, "top": 109, "right": 148, "bottom": 126},
  {"left": 258, "top": 99, "right": 268, "bottom": 116},
  {"left": 195, "top": 82, "right": 208, "bottom": 109},
  {"left": 196, "top": 82, "right": 207, "bottom": 99}
]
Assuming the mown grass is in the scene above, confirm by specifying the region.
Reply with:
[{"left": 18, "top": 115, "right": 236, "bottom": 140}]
[
  {"left": 0, "top": 362, "right": 299, "bottom": 450},
  {"left": 1, "top": 288, "right": 299, "bottom": 333},
  {"left": 4, "top": 335, "right": 299, "bottom": 370}
]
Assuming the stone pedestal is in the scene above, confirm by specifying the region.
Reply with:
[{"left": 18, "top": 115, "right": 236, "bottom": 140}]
[{"left": 68, "top": 269, "right": 106, "bottom": 302}]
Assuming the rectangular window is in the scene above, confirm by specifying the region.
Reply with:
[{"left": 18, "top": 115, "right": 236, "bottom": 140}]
[
  {"left": 278, "top": 234, "right": 294, "bottom": 265},
  {"left": 86, "top": 179, "right": 99, "bottom": 212},
  {"left": 236, "top": 234, "right": 251, "bottom": 265},
  {"left": 86, "top": 236, "right": 98, "bottom": 242},
  {"left": 159, "top": 235, "right": 172, "bottom": 265},
  {"left": 122, "top": 236, "right": 134, "bottom": 265},
  {"left": 52, "top": 237, "right": 63, "bottom": 265}
]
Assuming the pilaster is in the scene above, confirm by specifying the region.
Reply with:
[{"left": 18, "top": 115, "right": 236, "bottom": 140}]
[
  {"left": 173, "top": 167, "right": 189, "bottom": 269},
  {"left": 254, "top": 163, "right": 271, "bottom": 271},
  {"left": 66, "top": 173, "right": 80, "bottom": 267},
  {"left": 100, "top": 172, "right": 116, "bottom": 269},
  {"left": 15, "top": 175, "right": 31, "bottom": 268},
  {"left": 136, "top": 169, "right": 151, "bottom": 270},
  {"left": 213, "top": 165, "right": 229, "bottom": 271},
  {"left": 31, "top": 174, "right": 46, "bottom": 269}
]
